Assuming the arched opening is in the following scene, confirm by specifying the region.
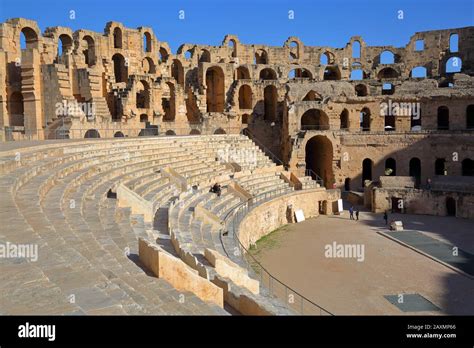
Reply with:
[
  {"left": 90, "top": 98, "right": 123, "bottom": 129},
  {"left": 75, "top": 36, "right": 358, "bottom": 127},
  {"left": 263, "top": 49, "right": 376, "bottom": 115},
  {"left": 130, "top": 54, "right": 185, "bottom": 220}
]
[
  {"left": 143, "top": 32, "right": 152, "bottom": 52},
  {"left": 236, "top": 66, "right": 250, "bottom": 80},
  {"left": 301, "top": 109, "right": 329, "bottom": 130},
  {"left": 449, "top": 33, "right": 459, "bottom": 53},
  {"left": 360, "top": 108, "right": 371, "bottom": 131},
  {"left": 255, "top": 49, "right": 268, "bottom": 64},
  {"left": 114, "top": 131, "right": 124, "bottom": 137},
  {"left": 350, "top": 69, "right": 363, "bottom": 80},
  {"left": 410, "top": 66, "right": 427, "bottom": 78},
  {"left": 228, "top": 39, "right": 237, "bottom": 58},
  {"left": 355, "top": 84, "right": 368, "bottom": 96},
  {"left": 305, "top": 135, "right": 334, "bottom": 188},
  {"left": 113, "top": 27, "right": 122, "bottom": 49},
  {"left": 20, "top": 27, "right": 38, "bottom": 49},
  {"left": 82, "top": 35, "right": 95, "bottom": 67},
  {"left": 352, "top": 41, "right": 361, "bottom": 58},
  {"left": 206, "top": 66, "right": 225, "bottom": 112},
  {"left": 242, "top": 113, "right": 250, "bottom": 124},
  {"left": 184, "top": 50, "right": 193, "bottom": 60},
  {"left": 259, "top": 68, "right": 277, "bottom": 80},
  {"left": 409, "top": 158, "right": 421, "bottom": 187},
  {"left": 446, "top": 197, "right": 456, "bottom": 216},
  {"left": 263, "top": 85, "right": 277, "bottom": 121},
  {"left": 142, "top": 57, "right": 156, "bottom": 74},
  {"left": 159, "top": 47, "right": 169, "bottom": 62},
  {"left": 165, "top": 130, "right": 176, "bottom": 136},
  {"left": 437, "top": 106, "right": 449, "bottom": 130},
  {"left": 200, "top": 49, "right": 211, "bottom": 63},
  {"left": 385, "top": 158, "right": 397, "bottom": 176},
  {"left": 303, "top": 90, "right": 321, "bottom": 101},
  {"left": 214, "top": 128, "right": 226, "bottom": 134},
  {"left": 435, "top": 158, "right": 446, "bottom": 175},
  {"left": 190, "top": 129, "right": 201, "bottom": 135},
  {"left": 384, "top": 112, "right": 396, "bottom": 131},
  {"left": 323, "top": 66, "right": 341, "bottom": 80},
  {"left": 344, "top": 178, "right": 351, "bottom": 191},
  {"left": 162, "top": 82, "right": 176, "bottom": 121},
  {"left": 288, "top": 68, "right": 312, "bottom": 79},
  {"left": 362, "top": 158, "right": 373, "bottom": 187},
  {"left": 382, "top": 83, "right": 394, "bottom": 95},
  {"left": 340, "top": 109, "right": 349, "bottom": 129},
  {"left": 466, "top": 105, "right": 474, "bottom": 129},
  {"left": 8, "top": 92, "right": 24, "bottom": 127},
  {"left": 140, "top": 114, "right": 148, "bottom": 122},
  {"left": 238, "top": 85, "right": 252, "bottom": 109},
  {"left": 380, "top": 50, "right": 394, "bottom": 64},
  {"left": 171, "top": 59, "right": 184, "bottom": 86},
  {"left": 320, "top": 51, "right": 335, "bottom": 65},
  {"left": 446, "top": 56, "right": 462, "bottom": 73},
  {"left": 84, "top": 129, "right": 100, "bottom": 138},
  {"left": 57, "top": 34, "right": 72, "bottom": 63},
  {"left": 462, "top": 159, "right": 474, "bottom": 176},
  {"left": 112, "top": 53, "right": 128, "bottom": 83},
  {"left": 378, "top": 68, "right": 398, "bottom": 79}
]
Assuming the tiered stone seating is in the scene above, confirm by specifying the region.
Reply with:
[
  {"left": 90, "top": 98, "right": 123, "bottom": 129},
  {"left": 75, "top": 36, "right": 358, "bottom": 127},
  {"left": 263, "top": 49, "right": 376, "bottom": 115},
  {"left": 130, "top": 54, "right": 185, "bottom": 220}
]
[{"left": 0, "top": 134, "right": 311, "bottom": 315}]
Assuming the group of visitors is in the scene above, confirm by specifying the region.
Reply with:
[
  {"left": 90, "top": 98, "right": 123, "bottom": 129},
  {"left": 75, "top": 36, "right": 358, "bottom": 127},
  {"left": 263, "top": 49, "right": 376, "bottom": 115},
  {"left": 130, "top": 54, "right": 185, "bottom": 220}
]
[{"left": 348, "top": 206, "right": 360, "bottom": 221}]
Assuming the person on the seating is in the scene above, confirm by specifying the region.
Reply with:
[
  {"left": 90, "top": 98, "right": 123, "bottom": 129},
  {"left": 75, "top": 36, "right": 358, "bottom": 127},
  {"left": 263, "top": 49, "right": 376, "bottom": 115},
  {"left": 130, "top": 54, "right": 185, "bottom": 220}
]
[{"left": 215, "top": 183, "right": 222, "bottom": 197}]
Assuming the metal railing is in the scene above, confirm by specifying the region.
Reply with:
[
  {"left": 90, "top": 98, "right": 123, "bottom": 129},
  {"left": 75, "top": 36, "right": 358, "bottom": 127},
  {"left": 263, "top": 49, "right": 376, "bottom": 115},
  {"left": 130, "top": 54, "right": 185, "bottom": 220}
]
[
  {"left": 304, "top": 168, "right": 325, "bottom": 187},
  {"left": 241, "top": 128, "right": 285, "bottom": 167},
  {"left": 221, "top": 188, "right": 333, "bottom": 315}
]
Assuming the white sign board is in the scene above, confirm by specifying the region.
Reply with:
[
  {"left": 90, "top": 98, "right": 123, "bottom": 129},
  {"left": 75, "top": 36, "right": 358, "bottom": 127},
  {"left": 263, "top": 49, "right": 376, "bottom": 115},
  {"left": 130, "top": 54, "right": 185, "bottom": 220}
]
[
  {"left": 337, "top": 199, "right": 343, "bottom": 213},
  {"left": 295, "top": 209, "right": 305, "bottom": 222}
]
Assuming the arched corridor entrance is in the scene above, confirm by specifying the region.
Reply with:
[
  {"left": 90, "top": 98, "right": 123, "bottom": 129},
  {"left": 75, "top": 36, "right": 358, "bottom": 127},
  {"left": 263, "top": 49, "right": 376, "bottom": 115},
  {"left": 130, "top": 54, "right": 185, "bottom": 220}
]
[
  {"left": 305, "top": 136, "right": 333, "bottom": 188},
  {"left": 362, "top": 158, "right": 373, "bottom": 187},
  {"left": 409, "top": 157, "right": 421, "bottom": 187},
  {"left": 206, "top": 67, "right": 225, "bottom": 112},
  {"left": 446, "top": 197, "right": 456, "bottom": 216}
]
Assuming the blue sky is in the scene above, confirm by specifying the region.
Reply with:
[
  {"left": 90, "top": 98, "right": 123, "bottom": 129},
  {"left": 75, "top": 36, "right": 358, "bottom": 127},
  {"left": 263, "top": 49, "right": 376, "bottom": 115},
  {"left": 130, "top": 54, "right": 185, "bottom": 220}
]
[{"left": 1, "top": 0, "right": 473, "bottom": 52}]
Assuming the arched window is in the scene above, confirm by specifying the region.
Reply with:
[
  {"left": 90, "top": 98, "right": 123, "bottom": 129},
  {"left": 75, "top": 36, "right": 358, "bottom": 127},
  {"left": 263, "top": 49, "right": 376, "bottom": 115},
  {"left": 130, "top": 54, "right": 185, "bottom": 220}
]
[
  {"left": 409, "top": 158, "right": 421, "bottom": 188},
  {"left": 355, "top": 84, "right": 368, "bottom": 96},
  {"left": 385, "top": 158, "right": 396, "bottom": 176},
  {"left": 242, "top": 114, "right": 250, "bottom": 124},
  {"left": 159, "top": 47, "right": 169, "bottom": 62},
  {"left": 360, "top": 108, "right": 370, "bottom": 131},
  {"left": 200, "top": 49, "right": 211, "bottom": 63},
  {"left": 84, "top": 129, "right": 100, "bottom": 138},
  {"left": 57, "top": 34, "right": 73, "bottom": 61},
  {"left": 437, "top": 106, "right": 449, "bottom": 130},
  {"left": 136, "top": 80, "right": 149, "bottom": 109},
  {"left": 300, "top": 109, "right": 329, "bottom": 130},
  {"left": 352, "top": 41, "right": 361, "bottom": 58},
  {"left": 350, "top": 69, "right": 363, "bottom": 80},
  {"left": 435, "top": 158, "right": 446, "bottom": 175},
  {"left": 238, "top": 85, "right": 252, "bottom": 109},
  {"left": 236, "top": 66, "right": 250, "bottom": 80},
  {"left": 303, "top": 90, "right": 321, "bottom": 101},
  {"left": 112, "top": 53, "right": 128, "bottom": 83},
  {"left": 323, "top": 66, "right": 341, "bottom": 80},
  {"left": 171, "top": 59, "right": 184, "bottom": 86},
  {"left": 142, "top": 57, "right": 156, "bottom": 74},
  {"left": 255, "top": 49, "right": 268, "bottom": 64},
  {"left": 382, "top": 83, "right": 394, "bottom": 95},
  {"left": 263, "top": 85, "right": 277, "bottom": 121},
  {"left": 20, "top": 27, "right": 38, "bottom": 50},
  {"left": 143, "top": 32, "right": 152, "bottom": 52},
  {"left": 8, "top": 92, "right": 24, "bottom": 127},
  {"left": 449, "top": 33, "right": 459, "bottom": 53},
  {"left": 340, "top": 109, "right": 349, "bottom": 129},
  {"left": 362, "top": 159, "right": 373, "bottom": 186},
  {"left": 446, "top": 57, "right": 462, "bottom": 73},
  {"left": 113, "top": 27, "right": 122, "bottom": 49},
  {"left": 82, "top": 35, "right": 95, "bottom": 67},
  {"left": 411, "top": 66, "right": 427, "bottom": 78},
  {"left": 206, "top": 67, "right": 225, "bottom": 112},
  {"left": 380, "top": 50, "right": 395, "bottom": 64},
  {"left": 259, "top": 68, "right": 277, "bottom": 80},
  {"left": 466, "top": 105, "right": 474, "bottom": 129}
]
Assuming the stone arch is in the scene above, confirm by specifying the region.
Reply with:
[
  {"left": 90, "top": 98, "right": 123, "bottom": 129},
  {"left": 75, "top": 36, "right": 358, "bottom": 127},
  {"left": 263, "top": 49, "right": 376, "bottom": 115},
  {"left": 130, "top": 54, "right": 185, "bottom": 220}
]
[
  {"left": 236, "top": 66, "right": 250, "bottom": 80},
  {"left": 305, "top": 135, "right": 334, "bottom": 188},
  {"left": 82, "top": 35, "right": 95, "bottom": 67},
  {"left": 410, "top": 66, "right": 427, "bottom": 78},
  {"left": 171, "top": 59, "right": 184, "bottom": 86},
  {"left": 352, "top": 41, "right": 361, "bottom": 58},
  {"left": 446, "top": 56, "right": 462, "bottom": 73},
  {"left": 259, "top": 68, "right": 277, "bottom": 80},
  {"left": 255, "top": 49, "right": 268, "bottom": 64},
  {"left": 57, "top": 34, "right": 73, "bottom": 61},
  {"left": 190, "top": 129, "right": 201, "bottom": 135},
  {"left": 378, "top": 67, "right": 398, "bottom": 79},
  {"left": 263, "top": 85, "right": 277, "bottom": 121},
  {"left": 344, "top": 178, "right": 351, "bottom": 191},
  {"left": 143, "top": 32, "right": 152, "bottom": 52},
  {"left": 136, "top": 80, "right": 150, "bottom": 108},
  {"left": 462, "top": 158, "right": 474, "bottom": 176},
  {"left": 360, "top": 107, "right": 371, "bottom": 131},
  {"left": 238, "top": 85, "right": 252, "bottom": 109},
  {"left": 140, "top": 113, "right": 148, "bottom": 122},
  {"left": 20, "top": 26, "right": 39, "bottom": 49},
  {"left": 200, "top": 49, "right": 211, "bottom": 63},
  {"left": 320, "top": 51, "right": 335, "bottom": 65},
  {"left": 165, "top": 130, "right": 176, "bottom": 136},
  {"left": 323, "top": 66, "right": 341, "bottom": 80},
  {"left": 206, "top": 66, "right": 225, "bottom": 112},
  {"left": 242, "top": 113, "right": 250, "bottom": 124},
  {"left": 142, "top": 57, "right": 156, "bottom": 74},
  {"left": 437, "top": 106, "right": 449, "bottom": 130},
  {"left": 467, "top": 105, "right": 474, "bottom": 129},
  {"left": 159, "top": 47, "right": 169, "bottom": 62},
  {"left": 301, "top": 109, "right": 329, "bottom": 130},
  {"left": 380, "top": 50, "right": 395, "bottom": 64},
  {"left": 8, "top": 91, "right": 24, "bottom": 127},
  {"left": 435, "top": 158, "right": 446, "bottom": 175},
  {"left": 385, "top": 158, "right": 397, "bottom": 176},
  {"left": 340, "top": 109, "right": 349, "bottom": 129},
  {"left": 303, "top": 90, "right": 322, "bottom": 101},
  {"left": 355, "top": 84, "right": 368, "bottom": 96},
  {"left": 288, "top": 68, "right": 312, "bottom": 79},
  {"left": 114, "top": 131, "right": 124, "bottom": 137},
  {"left": 409, "top": 157, "right": 422, "bottom": 187},
  {"left": 113, "top": 27, "right": 122, "bottom": 49},
  {"left": 162, "top": 82, "right": 176, "bottom": 121},
  {"left": 84, "top": 129, "right": 100, "bottom": 138},
  {"left": 112, "top": 53, "right": 128, "bottom": 83},
  {"left": 362, "top": 158, "right": 373, "bottom": 187},
  {"left": 214, "top": 128, "right": 226, "bottom": 134}
]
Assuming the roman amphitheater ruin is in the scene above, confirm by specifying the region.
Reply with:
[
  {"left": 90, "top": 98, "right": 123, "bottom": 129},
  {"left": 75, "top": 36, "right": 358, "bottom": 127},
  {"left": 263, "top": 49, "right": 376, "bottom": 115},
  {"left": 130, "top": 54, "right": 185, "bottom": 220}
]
[{"left": 0, "top": 18, "right": 473, "bottom": 315}]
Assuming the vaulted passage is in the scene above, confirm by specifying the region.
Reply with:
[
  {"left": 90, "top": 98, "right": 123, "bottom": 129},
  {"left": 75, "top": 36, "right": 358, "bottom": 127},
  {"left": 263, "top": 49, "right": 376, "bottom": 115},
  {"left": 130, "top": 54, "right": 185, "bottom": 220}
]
[
  {"left": 301, "top": 109, "right": 329, "bottom": 130},
  {"left": 206, "top": 67, "right": 225, "bottom": 112},
  {"left": 8, "top": 91, "right": 24, "bottom": 127},
  {"left": 263, "top": 85, "right": 277, "bottom": 121},
  {"left": 238, "top": 85, "right": 252, "bottom": 109},
  {"left": 112, "top": 53, "right": 127, "bottom": 83},
  {"left": 305, "top": 135, "right": 334, "bottom": 188},
  {"left": 362, "top": 158, "right": 373, "bottom": 187}
]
